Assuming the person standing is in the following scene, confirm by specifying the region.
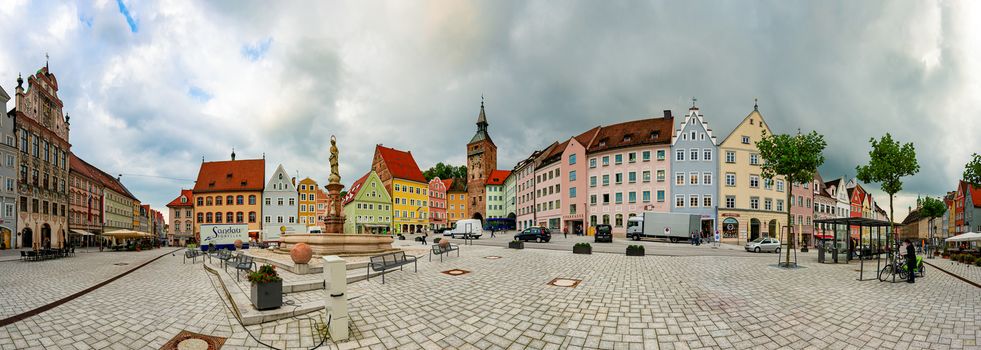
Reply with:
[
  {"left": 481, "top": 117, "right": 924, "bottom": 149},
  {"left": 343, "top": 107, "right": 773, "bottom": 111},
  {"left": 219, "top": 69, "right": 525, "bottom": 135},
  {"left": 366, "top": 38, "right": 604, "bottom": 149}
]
[
  {"left": 904, "top": 239, "right": 916, "bottom": 283},
  {"left": 563, "top": 226, "right": 568, "bottom": 239}
]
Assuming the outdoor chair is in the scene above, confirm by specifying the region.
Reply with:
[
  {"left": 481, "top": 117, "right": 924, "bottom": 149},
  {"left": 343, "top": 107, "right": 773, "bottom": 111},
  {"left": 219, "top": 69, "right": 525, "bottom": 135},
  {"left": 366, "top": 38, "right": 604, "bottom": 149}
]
[
  {"left": 20, "top": 251, "right": 27, "bottom": 262},
  {"left": 234, "top": 256, "right": 256, "bottom": 281}
]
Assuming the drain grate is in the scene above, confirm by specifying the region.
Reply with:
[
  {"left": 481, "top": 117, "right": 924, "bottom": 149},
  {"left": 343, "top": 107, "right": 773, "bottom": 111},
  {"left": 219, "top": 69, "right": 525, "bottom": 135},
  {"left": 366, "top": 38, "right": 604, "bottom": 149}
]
[
  {"left": 159, "top": 330, "right": 226, "bottom": 350},
  {"left": 484, "top": 256, "right": 502, "bottom": 260},
  {"left": 113, "top": 263, "right": 129, "bottom": 266},
  {"left": 441, "top": 269, "right": 471, "bottom": 276},
  {"left": 547, "top": 278, "right": 582, "bottom": 288}
]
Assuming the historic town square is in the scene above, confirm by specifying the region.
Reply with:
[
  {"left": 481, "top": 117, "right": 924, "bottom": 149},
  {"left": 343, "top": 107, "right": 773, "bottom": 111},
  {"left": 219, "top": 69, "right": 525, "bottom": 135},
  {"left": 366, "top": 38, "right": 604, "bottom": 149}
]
[{"left": 0, "top": 1, "right": 979, "bottom": 350}]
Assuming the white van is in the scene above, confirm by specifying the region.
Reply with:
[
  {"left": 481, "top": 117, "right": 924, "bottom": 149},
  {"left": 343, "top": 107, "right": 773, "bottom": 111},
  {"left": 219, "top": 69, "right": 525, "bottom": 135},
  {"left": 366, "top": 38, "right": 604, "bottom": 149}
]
[{"left": 443, "top": 219, "right": 483, "bottom": 239}]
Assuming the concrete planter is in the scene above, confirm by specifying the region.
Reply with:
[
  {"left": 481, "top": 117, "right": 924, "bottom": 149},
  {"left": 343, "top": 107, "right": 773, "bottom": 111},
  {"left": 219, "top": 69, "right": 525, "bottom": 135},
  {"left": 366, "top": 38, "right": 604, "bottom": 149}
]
[
  {"left": 626, "top": 247, "right": 645, "bottom": 256},
  {"left": 573, "top": 246, "right": 592, "bottom": 255},
  {"left": 508, "top": 241, "right": 524, "bottom": 249},
  {"left": 251, "top": 280, "right": 283, "bottom": 310}
]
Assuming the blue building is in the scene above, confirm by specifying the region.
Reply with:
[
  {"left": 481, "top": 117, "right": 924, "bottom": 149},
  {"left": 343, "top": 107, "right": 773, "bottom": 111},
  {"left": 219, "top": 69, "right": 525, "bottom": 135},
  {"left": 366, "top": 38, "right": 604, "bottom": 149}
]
[{"left": 669, "top": 103, "right": 719, "bottom": 235}]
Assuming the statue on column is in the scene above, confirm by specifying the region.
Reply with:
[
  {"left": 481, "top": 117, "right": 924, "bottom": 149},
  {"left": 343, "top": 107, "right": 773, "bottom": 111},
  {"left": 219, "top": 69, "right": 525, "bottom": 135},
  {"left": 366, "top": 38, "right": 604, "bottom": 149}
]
[{"left": 329, "top": 135, "right": 341, "bottom": 185}]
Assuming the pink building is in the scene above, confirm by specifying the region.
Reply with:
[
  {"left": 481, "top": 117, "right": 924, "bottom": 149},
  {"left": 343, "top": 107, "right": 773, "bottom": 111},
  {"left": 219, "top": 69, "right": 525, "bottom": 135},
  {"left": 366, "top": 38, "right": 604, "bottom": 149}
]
[
  {"left": 790, "top": 180, "right": 814, "bottom": 245},
  {"left": 429, "top": 177, "right": 447, "bottom": 230},
  {"left": 586, "top": 116, "right": 674, "bottom": 236},
  {"left": 514, "top": 147, "right": 549, "bottom": 230},
  {"left": 534, "top": 153, "right": 563, "bottom": 230}
]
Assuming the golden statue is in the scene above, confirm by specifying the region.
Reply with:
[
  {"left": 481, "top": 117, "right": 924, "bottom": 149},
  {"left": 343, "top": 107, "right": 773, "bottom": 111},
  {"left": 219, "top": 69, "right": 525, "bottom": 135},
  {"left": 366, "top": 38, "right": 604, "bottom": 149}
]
[{"left": 328, "top": 135, "right": 340, "bottom": 184}]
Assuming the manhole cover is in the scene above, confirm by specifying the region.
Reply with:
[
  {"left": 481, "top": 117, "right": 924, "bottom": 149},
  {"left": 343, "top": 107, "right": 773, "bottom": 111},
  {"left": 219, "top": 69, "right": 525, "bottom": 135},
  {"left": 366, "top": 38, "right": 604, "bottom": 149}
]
[
  {"left": 547, "top": 278, "right": 582, "bottom": 288},
  {"left": 160, "top": 330, "right": 226, "bottom": 350},
  {"left": 441, "top": 269, "right": 470, "bottom": 276},
  {"left": 484, "top": 256, "right": 502, "bottom": 260},
  {"left": 113, "top": 263, "right": 129, "bottom": 266}
]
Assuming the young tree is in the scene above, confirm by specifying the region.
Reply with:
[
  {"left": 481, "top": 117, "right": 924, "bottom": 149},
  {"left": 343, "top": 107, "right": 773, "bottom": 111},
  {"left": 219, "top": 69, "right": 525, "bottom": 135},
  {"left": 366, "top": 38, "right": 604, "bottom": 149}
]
[
  {"left": 963, "top": 153, "right": 981, "bottom": 186},
  {"left": 756, "top": 130, "right": 827, "bottom": 267},
  {"left": 855, "top": 133, "right": 919, "bottom": 258},
  {"left": 919, "top": 196, "right": 946, "bottom": 255}
]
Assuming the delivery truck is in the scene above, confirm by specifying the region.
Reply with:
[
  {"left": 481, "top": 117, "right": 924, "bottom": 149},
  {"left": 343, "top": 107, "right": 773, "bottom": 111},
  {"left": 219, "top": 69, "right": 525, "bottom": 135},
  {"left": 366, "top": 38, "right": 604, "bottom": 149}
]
[{"left": 625, "top": 212, "right": 701, "bottom": 242}]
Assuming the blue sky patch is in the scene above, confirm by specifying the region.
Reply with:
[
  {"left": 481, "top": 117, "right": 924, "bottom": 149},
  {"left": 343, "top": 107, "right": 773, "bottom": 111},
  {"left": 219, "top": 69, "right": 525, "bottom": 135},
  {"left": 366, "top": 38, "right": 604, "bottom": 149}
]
[
  {"left": 241, "top": 38, "right": 273, "bottom": 61},
  {"left": 187, "top": 86, "right": 213, "bottom": 102},
  {"left": 78, "top": 15, "right": 93, "bottom": 28},
  {"left": 116, "top": 0, "right": 138, "bottom": 32}
]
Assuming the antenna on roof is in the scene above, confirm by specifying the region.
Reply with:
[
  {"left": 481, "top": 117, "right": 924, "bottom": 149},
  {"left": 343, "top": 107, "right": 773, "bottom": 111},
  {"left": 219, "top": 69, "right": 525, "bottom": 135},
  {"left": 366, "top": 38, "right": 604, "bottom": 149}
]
[
  {"left": 754, "top": 98, "right": 759, "bottom": 111},
  {"left": 691, "top": 96, "right": 696, "bottom": 108}
]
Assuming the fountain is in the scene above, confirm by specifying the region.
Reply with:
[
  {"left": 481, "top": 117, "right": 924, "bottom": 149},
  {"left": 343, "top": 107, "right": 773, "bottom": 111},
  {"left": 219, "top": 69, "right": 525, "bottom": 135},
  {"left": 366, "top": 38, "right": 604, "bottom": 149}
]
[{"left": 277, "top": 135, "right": 397, "bottom": 258}]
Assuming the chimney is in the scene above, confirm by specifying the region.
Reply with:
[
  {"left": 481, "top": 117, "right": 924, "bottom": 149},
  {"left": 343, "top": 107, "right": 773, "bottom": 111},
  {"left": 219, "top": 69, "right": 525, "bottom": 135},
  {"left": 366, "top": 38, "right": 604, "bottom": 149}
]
[
  {"left": 291, "top": 177, "right": 296, "bottom": 186},
  {"left": 662, "top": 110, "right": 672, "bottom": 118}
]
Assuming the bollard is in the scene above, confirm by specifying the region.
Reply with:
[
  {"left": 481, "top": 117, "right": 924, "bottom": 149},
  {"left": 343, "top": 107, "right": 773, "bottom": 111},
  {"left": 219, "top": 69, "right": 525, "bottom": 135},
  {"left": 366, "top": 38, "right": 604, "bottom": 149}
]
[{"left": 322, "top": 255, "right": 349, "bottom": 341}]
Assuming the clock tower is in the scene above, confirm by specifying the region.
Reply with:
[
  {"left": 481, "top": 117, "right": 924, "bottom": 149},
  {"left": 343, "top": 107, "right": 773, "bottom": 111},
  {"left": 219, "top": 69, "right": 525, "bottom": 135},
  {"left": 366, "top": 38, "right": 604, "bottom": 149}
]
[{"left": 466, "top": 99, "right": 497, "bottom": 221}]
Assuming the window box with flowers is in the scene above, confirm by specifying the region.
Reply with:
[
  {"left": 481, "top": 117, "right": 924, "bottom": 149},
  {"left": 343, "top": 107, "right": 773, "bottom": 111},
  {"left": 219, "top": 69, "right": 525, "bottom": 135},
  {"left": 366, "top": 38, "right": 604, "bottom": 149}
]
[{"left": 248, "top": 264, "right": 283, "bottom": 310}]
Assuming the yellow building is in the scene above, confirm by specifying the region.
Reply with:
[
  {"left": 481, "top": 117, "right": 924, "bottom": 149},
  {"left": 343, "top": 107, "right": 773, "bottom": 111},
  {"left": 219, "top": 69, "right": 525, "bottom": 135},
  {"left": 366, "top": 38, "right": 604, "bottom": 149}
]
[
  {"left": 444, "top": 179, "right": 468, "bottom": 223},
  {"left": 718, "top": 103, "right": 787, "bottom": 244},
  {"left": 298, "top": 178, "right": 319, "bottom": 227},
  {"left": 191, "top": 156, "right": 265, "bottom": 241},
  {"left": 372, "top": 145, "right": 429, "bottom": 233}
]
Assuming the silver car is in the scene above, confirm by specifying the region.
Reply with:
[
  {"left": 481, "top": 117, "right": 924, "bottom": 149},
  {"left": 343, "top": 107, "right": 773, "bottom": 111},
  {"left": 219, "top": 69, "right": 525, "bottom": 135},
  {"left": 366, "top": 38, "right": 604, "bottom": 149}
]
[{"left": 745, "top": 237, "right": 781, "bottom": 253}]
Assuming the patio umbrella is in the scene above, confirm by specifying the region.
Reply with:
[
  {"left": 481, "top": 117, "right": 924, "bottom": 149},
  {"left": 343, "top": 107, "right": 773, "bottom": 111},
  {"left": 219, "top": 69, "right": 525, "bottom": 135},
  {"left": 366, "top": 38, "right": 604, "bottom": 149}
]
[{"left": 946, "top": 231, "right": 981, "bottom": 242}]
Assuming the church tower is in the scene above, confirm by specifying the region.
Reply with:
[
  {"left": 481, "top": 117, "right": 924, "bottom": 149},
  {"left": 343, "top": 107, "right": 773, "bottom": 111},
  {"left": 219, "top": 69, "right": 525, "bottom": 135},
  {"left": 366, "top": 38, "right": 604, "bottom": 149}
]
[{"left": 466, "top": 99, "right": 497, "bottom": 220}]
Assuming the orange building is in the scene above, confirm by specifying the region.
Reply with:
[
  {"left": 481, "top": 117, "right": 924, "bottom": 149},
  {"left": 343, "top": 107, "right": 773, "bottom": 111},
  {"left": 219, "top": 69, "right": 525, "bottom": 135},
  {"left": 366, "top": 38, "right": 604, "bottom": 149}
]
[
  {"left": 298, "top": 178, "right": 319, "bottom": 227},
  {"left": 444, "top": 179, "right": 468, "bottom": 223},
  {"left": 191, "top": 155, "right": 265, "bottom": 241}
]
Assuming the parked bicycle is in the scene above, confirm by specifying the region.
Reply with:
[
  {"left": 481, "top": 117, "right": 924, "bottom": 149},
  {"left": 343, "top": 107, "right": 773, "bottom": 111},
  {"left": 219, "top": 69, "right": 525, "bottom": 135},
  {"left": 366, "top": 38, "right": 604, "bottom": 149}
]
[{"left": 878, "top": 255, "right": 925, "bottom": 282}]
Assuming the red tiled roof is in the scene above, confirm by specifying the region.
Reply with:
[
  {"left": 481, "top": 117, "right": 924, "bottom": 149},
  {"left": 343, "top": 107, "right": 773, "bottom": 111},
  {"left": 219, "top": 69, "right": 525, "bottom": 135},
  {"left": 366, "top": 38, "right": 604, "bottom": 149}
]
[
  {"left": 961, "top": 181, "right": 981, "bottom": 207},
  {"left": 167, "top": 189, "right": 194, "bottom": 207},
  {"left": 485, "top": 170, "right": 511, "bottom": 186},
  {"left": 70, "top": 153, "right": 138, "bottom": 201},
  {"left": 375, "top": 145, "right": 426, "bottom": 183},
  {"left": 441, "top": 178, "right": 453, "bottom": 189},
  {"left": 586, "top": 117, "right": 674, "bottom": 153},
  {"left": 342, "top": 172, "right": 372, "bottom": 206},
  {"left": 192, "top": 159, "right": 265, "bottom": 193},
  {"left": 574, "top": 126, "right": 600, "bottom": 147}
]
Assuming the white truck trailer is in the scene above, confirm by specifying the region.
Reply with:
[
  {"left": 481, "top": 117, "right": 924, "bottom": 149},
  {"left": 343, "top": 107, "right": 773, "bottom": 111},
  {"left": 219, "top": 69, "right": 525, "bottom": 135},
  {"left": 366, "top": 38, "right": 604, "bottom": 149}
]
[{"left": 625, "top": 212, "right": 701, "bottom": 242}]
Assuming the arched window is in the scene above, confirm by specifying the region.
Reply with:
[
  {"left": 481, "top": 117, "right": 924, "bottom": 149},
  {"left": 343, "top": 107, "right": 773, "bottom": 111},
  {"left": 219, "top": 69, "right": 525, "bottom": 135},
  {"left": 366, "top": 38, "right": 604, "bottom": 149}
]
[
  {"left": 602, "top": 215, "right": 610, "bottom": 225},
  {"left": 615, "top": 214, "right": 623, "bottom": 227},
  {"left": 248, "top": 212, "right": 256, "bottom": 223},
  {"left": 226, "top": 212, "right": 234, "bottom": 223},
  {"left": 236, "top": 212, "right": 244, "bottom": 223},
  {"left": 206, "top": 213, "right": 213, "bottom": 223},
  {"left": 236, "top": 196, "right": 244, "bottom": 205},
  {"left": 197, "top": 213, "right": 204, "bottom": 223},
  {"left": 590, "top": 215, "right": 597, "bottom": 226},
  {"left": 248, "top": 195, "right": 256, "bottom": 205},
  {"left": 206, "top": 196, "right": 213, "bottom": 206},
  {"left": 185, "top": 222, "right": 191, "bottom": 231},
  {"left": 215, "top": 212, "right": 223, "bottom": 223},
  {"left": 215, "top": 196, "right": 223, "bottom": 205}
]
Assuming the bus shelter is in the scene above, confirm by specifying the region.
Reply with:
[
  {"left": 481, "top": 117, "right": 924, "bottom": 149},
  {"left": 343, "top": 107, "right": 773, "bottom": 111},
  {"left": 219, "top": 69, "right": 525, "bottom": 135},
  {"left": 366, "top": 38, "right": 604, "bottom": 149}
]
[{"left": 812, "top": 217, "right": 894, "bottom": 281}]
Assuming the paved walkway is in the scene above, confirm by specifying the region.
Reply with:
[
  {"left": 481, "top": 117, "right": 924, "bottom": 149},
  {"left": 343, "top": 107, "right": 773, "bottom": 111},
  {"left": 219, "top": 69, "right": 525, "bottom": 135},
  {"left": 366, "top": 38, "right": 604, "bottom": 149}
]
[{"left": 0, "top": 244, "right": 978, "bottom": 349}]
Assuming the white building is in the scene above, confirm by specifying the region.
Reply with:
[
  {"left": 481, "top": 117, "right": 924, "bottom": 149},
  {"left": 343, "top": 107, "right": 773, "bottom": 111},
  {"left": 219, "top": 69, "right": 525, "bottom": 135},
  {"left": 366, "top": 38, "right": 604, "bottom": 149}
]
[{"left": 261, "top": 164, "right": 300, "bottom": 241}]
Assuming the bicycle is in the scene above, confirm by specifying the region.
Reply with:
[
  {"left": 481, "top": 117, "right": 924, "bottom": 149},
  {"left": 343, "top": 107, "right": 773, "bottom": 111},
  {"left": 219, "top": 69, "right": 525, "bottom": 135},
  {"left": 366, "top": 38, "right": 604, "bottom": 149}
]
[{"left": 878, "top": 255, "right": 925, "bottom": 282}]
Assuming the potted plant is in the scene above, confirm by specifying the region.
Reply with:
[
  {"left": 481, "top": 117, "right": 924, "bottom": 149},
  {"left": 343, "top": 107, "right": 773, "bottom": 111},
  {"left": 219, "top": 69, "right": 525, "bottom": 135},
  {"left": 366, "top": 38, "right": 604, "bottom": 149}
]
[
  {"left": 433, "top": 237, "right": 442, "bottom": 244},
  {"left": 573, "top": 242, "right": 592, "bottom": 255},
  {"left": 248, "top": 264, "right": 283, "bottom": 310},
  {"left": 974, "top": 257, "right": 981, "bottom": 267},
  {"left": 508, "top": 239, "right": 524, "bottom": 249},
  {"left": 626, "top": 245, "right": 645, "bottom": 257},
  {"left": 941, "top": 246, "right": 949, "bottom": 259}
]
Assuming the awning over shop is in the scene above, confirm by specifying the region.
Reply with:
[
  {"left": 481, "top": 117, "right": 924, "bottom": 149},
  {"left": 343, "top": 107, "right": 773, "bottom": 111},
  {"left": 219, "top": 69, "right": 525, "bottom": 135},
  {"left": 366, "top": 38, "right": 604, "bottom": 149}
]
[
  {"left": 70, "top": 229, "right": 96, "bottom": 236},
  {"left": 946, "top": 232, "right": 981, "bottom": 242},
  {"left": 814, "top": 234, "right": 834, "bottom": 240},
  {"left": 103, "top": 230, "right": 152, "bottom": 239}
]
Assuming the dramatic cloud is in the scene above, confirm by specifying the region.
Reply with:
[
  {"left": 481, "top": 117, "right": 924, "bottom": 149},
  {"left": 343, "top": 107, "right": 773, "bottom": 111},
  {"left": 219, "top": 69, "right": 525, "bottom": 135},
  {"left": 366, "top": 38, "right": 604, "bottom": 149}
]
[{"left": 0, "top": 1, "right": 976, "bottom": 221}]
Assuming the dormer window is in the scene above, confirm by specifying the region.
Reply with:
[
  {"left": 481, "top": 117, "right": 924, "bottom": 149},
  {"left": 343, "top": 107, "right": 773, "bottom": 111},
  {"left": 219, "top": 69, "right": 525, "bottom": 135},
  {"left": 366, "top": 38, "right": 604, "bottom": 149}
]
[
  {"left": 226, "top": 173, "right": 233, "bottom": 178},
  {"left": 650, "top": 131, "right": 659, "bottom": 139},
  {"left": 241, "top": 181, "right": 247, "bottom": 186},
  {"left": 180, "top": 196, "right": 187, "bottom": 203},
  {"left": 623, "top": 134, "right": 632, "bottom": 142},
  {"left": 278, "top": 173, "right": 283, "bottom": 179}
]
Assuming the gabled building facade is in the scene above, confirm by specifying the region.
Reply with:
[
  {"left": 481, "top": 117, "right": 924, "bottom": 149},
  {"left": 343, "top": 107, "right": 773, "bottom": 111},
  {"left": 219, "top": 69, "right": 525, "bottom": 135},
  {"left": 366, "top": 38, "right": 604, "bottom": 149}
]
[
  {"left": 373, "top": 145, "right": 428, "bottom": 233},
  {"left": 718, "top": 104, "right": 786, "bottom": 243},
  {"left": 191, "top": 155, "right": 265, "bottom": 241},
  {"left": 444, "top": 179, "right": 467, "bottom": 223},
  {"left": 790, "top": 180, "right": 815, "bottom": 247},
  {"left": 515, "top": 146, "right": 551, "bottom": 231},
  {"left": 955, "top": 180, "right": 981, "bottom": 234},
  {"left": 484, "top": 170, "right": 510, "bottom": 219},
  {"left": 297, "top": 178, "right": 318, "bottom": 227},
  {"left": 12, "top": 66, "right": 71, "bottom": 249},
  {"left": 68, "top": 154, "right": 105, "bottom": 246},
  {"left": 342, "top": 171, "right": 392, "bottom": 234},
  {"left": 428, "top": 177, "right": 447, "bottom": 230},
  {"left": 670, "top": 105, "right": 718, "bottom": 236},
  {"left": 166, "top": 189, "right": 194, "bottom": 246},
  {"left": 263, "top": 165, "right": 299, "bottom": 240}
]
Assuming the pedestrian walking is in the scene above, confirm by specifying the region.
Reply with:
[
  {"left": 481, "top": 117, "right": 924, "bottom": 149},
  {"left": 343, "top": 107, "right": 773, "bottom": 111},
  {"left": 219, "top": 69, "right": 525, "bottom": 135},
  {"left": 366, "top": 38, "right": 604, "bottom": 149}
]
[
  {"left": 904, "top": 239, "right": 916, "bottom": 283},
  {"left": 563, "top": 227, "right": 568, "bottom": 239}
]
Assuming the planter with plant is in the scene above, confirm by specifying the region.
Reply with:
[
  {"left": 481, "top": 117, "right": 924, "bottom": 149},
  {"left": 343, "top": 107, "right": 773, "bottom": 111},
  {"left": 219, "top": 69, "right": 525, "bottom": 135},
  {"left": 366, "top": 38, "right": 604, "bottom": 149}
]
[
  {"left": 248, "top": 264, "right": 283, "bottom": 310},
  {"left": 626, "top": 245, "right": 645, "bottom": 256},
  {"left": 573, "top": 242, "right": 592, "bottom": 255},
  {"left": 975, "top": 257, "right": 981, "bottom": 267},
  {"left": 508, "top": 239, "right": 524, "bottom": 249},
  {"left": 433, "top": 238, "right": 441, "bottom": 244}
]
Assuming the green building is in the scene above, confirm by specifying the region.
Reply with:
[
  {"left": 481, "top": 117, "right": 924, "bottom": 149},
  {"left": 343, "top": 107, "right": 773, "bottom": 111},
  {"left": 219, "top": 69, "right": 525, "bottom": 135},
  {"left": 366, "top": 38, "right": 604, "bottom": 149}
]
[{"left": 342, "top": 171, "right": 393, "bottom": 234}]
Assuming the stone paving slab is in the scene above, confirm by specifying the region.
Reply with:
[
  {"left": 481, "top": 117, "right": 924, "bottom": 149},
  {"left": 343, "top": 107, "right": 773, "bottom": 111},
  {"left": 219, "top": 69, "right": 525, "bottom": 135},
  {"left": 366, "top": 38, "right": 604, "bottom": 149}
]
[
  {"left": 925, "top": 258, "right": 981, "bottom": 286},
  {"left": 0, "top": 243, "right": 978, "bottom": 349}
]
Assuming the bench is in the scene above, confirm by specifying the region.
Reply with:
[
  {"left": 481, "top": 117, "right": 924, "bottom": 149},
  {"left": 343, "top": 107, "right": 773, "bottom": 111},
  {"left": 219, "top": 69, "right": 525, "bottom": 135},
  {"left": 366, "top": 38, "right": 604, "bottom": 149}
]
[
  {"left": 367, "top": 251, "right": 418, "bottom": 284},
  {"left": 234, "top": 255, "right": 257, "bottom": 281},
  {"left": 183, "top": 249, "right": 203, "bottom": 264},
  {"left": 429, "top": 243, "right": 460, "bottom": 262}
]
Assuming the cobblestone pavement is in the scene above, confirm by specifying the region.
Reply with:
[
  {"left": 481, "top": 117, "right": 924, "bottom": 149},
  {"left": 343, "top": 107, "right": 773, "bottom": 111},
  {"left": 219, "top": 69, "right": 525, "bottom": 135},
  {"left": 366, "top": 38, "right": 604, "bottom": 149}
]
[
  {"left": 925, "top": 258, "right": 981, "bottom": 285},
  {"left": 1, "top": 244, "right": 978, "bottom": 349}
]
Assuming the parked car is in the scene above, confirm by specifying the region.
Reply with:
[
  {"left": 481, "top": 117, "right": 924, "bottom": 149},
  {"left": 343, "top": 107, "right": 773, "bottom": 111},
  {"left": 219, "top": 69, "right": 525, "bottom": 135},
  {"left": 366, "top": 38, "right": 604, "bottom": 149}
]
[
  {"left": 745, "top": 237, "right": 781, "bottom": 253},
  {"left": 514, "top": 227, "right": 551, "bottom": 243},
  {"left": 594, "top": 224, "right": 613, "bottom": 243}
]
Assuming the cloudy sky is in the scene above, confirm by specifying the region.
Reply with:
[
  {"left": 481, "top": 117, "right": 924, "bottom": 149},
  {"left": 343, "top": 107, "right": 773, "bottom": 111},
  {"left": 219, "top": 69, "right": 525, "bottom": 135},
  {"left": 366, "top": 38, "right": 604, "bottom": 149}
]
[{"left": 1, "top": 0, "right": 977, "bottom": 222}]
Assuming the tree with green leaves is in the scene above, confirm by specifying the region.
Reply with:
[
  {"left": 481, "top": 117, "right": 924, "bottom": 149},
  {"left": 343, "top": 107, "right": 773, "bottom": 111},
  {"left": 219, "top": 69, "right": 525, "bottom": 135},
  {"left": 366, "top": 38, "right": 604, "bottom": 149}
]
[
  {"left": 963, "top": 153, "right": 981, "bottom": 186},
  {"left": 423, "top": 162, "right": 467, "bottom": 183},
  {"left": 756, "top": 130, "right": 827, "bottom": 267},
  {"left": 919, "top": 196, "right": 946, "bottom": 255},
  {"left": 855, "top": 133, "right": 919, "bottom": 259}
]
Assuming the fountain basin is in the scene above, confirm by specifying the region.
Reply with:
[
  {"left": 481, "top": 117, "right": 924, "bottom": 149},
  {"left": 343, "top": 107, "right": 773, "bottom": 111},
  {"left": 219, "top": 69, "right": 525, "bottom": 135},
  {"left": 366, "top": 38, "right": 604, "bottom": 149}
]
[{"left": 277, "top": 233, "right": 397, "bottom": 257}]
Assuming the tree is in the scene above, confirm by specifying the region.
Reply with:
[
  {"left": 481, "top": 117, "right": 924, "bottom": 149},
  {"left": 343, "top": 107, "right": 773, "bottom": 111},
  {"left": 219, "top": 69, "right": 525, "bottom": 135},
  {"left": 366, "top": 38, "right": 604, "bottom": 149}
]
[
  {"left": 423, "top": 163, "right": 467, "bottom": 182},
  {"left": 756, "top": 130, "right": 827, "bottom": 267},
  {"left": 963, "top": 153, "right": 981, "bottom": 186},
  {"left": 919, "top": 196, "right": 946, "bottom": 255},
  {"left": 855, "top": 133, "right": 919, "bottom": 261}
]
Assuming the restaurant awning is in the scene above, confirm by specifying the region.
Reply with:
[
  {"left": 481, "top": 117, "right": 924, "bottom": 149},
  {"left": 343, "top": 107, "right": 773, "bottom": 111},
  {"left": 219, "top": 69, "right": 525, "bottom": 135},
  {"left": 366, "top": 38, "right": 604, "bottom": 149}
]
[
  {"left": 103, "top": 230, "right": 152, "bottom": 239},
  {"left": 70, "top": 229, "right": 96, "bottom": 236},
  {"left": 946, "top": 232, "right": 981, "bottom": 242}
]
